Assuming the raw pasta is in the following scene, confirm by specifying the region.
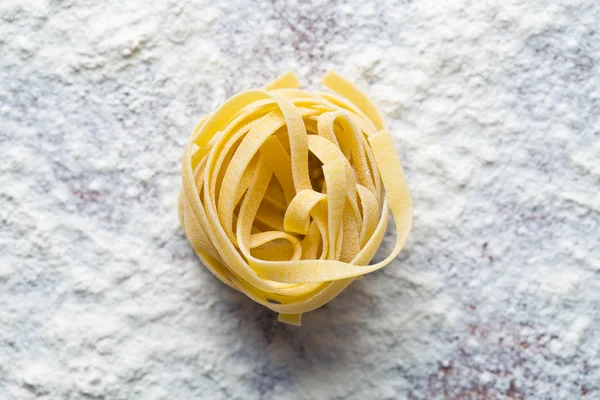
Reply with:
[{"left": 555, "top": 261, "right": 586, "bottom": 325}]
[{"left": 178, "top": 72, "right": 413, "bottom": 326}]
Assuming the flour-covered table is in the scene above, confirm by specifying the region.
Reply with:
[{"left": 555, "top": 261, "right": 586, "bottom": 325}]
[{"left": 1, "top": 1, "right": 598, "bottom": 399}]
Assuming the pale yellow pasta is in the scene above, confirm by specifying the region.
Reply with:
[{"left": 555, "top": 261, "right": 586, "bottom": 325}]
[{"left": 178, "top": 72, "right": 413, "bottom": 326}]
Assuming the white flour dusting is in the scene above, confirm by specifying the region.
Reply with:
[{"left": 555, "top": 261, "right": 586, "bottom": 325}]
[{"left": 1, "top": 0, "right": 599, "bottom": 399}]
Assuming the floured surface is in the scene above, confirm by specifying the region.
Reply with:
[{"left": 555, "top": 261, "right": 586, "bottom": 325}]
[{"left": 1, "top": 0, "right": 599, "bottom": 398}]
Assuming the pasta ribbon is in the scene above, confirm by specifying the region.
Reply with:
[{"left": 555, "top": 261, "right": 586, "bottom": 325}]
[{"left": 179, "top": 72, "right": 413, "bottom": 326}]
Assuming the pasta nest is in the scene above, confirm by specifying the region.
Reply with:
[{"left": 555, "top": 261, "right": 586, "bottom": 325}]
[{"left": 179, "top": 72, "right": 412, "bottom": 325}]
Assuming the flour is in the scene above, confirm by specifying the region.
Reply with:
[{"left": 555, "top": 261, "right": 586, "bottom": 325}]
[{"left": 1, "top": 0, "right": 599, "bottom": 399}]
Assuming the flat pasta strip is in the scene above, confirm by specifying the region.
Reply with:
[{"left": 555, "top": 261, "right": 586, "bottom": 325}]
[{"left": 179, "top": 72, "right": 413, "bottom": 325}]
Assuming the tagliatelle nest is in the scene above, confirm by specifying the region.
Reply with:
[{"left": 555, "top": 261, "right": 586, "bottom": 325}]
[{"left": 178, "top": 72, "right": 412, "bottom": 326}]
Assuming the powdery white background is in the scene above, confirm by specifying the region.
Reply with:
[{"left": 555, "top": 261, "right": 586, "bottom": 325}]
[{"left": 1, "top": 0, "right": 599, "bottom": 399}]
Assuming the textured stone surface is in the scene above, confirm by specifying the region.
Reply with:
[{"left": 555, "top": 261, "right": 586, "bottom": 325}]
[{"left": 1, "top": 0, "right": 599, "bottom": 399}]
